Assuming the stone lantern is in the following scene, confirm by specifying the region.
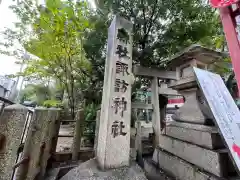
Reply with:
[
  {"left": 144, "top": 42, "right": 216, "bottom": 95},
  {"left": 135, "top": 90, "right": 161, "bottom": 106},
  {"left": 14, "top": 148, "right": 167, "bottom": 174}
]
[
  {"left": 152, "top": 45, "right": 235, "bottom": 180},
  {"left": 167, "top": 44, "right": 227, "bottom": 124}
]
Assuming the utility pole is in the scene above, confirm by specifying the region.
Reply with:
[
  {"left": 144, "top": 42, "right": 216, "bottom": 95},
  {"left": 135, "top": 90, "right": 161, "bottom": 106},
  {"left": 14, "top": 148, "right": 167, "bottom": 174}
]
[{"left": 15, "top": 52, "right": 30, "bottom": 102}]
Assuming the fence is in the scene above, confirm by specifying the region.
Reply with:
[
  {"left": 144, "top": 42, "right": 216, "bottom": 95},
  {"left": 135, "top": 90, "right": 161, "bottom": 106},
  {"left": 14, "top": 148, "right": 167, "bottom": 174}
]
[
  {"left": 0, "top": 104, "right": 98, "bottom": 180},
  {"left": 54, "top": 110, "right": 96, "bottom": 163},
  {"left": 0, "top": 104, "right": 62, "bottom": 180},
  {"left": 0, "top": 96, "right": 14, "bottom": 117}
]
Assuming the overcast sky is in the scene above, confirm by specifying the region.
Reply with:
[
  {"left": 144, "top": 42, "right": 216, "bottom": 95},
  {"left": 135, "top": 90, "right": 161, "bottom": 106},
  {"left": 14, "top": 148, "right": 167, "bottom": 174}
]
[
  {"left": 0, "top": 0, "right": 96, "bottom": 77},
  {"left": 0, "top": 0, "right": 19, "bottom": 76}
]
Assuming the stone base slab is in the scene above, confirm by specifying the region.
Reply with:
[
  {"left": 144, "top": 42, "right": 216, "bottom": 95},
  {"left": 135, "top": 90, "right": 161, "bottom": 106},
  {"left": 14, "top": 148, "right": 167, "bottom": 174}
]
[
  {"left": 166, "top": 121, "right": 224, "bottom": 149},
  {"left": 159, "top": 135, "right": 231, "bottom": 177},
  {"left": 60, "top": 159, "right": 148, "bottom": 180},
  {"left": 152, "top": 148, "right": 222, "bottom": 180}
]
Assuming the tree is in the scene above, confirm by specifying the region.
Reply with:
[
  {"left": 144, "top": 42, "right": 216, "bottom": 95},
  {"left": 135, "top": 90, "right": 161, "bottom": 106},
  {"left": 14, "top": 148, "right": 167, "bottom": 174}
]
[
  {"left": 3, "top": 0, "right": 93, "bottom": 118},
  {"left": 92, "top": 0, "right": 222, "bottom": 66},
  {"left": 2, "top": 0, "right": 230, "bottom": 111},
  {"left": 82, "top": 10, "right": 109, "bottom": 104},
  {"left": 19, "top": 84, "right": 51, "bottom": 106},
  {"left": 81, "top": 0, "right": 226, "bottom": 95}
]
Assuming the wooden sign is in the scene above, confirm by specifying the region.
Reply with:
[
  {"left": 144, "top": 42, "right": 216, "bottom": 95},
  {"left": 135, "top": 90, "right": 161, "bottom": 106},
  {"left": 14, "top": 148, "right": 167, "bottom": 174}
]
[
  {"left": 210, "top": 0, "right": 239, "bottom": 8},
  {"left": 194, "top": 67, "right": 240, "bottom": 173}
]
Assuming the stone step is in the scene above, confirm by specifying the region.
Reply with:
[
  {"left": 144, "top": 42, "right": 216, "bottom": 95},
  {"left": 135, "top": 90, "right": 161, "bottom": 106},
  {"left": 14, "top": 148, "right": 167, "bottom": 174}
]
[
  {"left": 45, "top": 168, "right": 60, "bottom": 180},
  {"left": 142, "top": 145, "right": 154, "bottom": 155},
  {"left": 152, "top": 148, "right": 224, "bottom": 180},
  {"left": 165, "top": 121, "right": 224, "bottom": 149},
  {"left": 143, "top": 157, "right": 174, "bottom": 180},
  {"left": 158, "top": 135, "right": 234, "bottom": 177}
]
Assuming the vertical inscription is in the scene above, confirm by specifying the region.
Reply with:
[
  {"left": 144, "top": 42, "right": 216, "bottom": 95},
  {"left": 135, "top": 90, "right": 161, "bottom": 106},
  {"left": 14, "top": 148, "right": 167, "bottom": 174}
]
[
  {"left": 97, "top": 16, "right": 133, "bottom": 169},
  {"left": 111, "top": 28, "right": 131, "bottom": 138}
]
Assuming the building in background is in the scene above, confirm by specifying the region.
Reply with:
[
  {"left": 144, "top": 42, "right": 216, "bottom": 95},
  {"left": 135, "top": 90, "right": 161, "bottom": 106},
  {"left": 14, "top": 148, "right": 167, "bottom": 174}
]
[
  {"left": 0, "top": 75, "right": 16, "bottom": 100},
  {"left": 133, "top": 83, "right": 184, "bottom": 125}
]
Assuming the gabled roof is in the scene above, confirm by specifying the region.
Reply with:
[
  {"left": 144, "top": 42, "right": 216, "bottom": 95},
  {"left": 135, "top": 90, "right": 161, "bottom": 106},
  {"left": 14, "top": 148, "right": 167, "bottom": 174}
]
[{"left": 166, "top": 44, "right": 229, "bottom": 69}]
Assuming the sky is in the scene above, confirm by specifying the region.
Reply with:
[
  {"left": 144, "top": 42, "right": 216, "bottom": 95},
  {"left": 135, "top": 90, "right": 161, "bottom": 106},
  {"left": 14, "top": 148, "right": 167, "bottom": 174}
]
[
  {"left": 0, "top": 0, "right": 96, "bottom": 77},
  {"left": 0, "top": 0, "right": 20, "bottom": 76}
]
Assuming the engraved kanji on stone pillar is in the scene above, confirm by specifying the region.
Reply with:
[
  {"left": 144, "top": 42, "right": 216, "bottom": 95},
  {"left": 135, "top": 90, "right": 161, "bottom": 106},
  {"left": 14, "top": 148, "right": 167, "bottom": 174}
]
[{"left": 97, "top": 15, "right": 133, "bottom": 169}]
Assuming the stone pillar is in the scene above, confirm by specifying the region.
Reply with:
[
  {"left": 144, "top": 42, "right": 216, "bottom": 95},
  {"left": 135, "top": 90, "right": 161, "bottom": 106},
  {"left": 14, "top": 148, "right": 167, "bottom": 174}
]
[
  {"left": 151, "top": 77, "right": 161, "bottom": 146},
  {"left": 50, "top": 111, "right": 62, "bottom": 154},
  {"left": 135, "top": 121, "right": 142, "bottom": 157},
  {"left": 0, "top": 104, "right": 28, "bottom": 180},
  {"left": 72, "top": 109, "right": 84, "bottom": 161},
  {"left": 15, "top": 108, "right": 49, "bottom": 180},
  {"left": 97, "top": 15, "right": 133, "bottom": 169},
  {"left": 38, "top": 108, "right": 61, "bottom": 178},
  {"left": 94, "top": 110, "right": 101, "bottom": 156}
]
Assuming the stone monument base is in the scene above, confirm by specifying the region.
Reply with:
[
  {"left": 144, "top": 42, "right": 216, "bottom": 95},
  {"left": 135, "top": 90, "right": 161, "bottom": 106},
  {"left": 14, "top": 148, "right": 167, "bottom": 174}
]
[
  {"left": 152, "top": 148, "right": 221, "bottom": 180},
  {"left": 165, "top": 121, "right": 224, "bottom": 149},
  {"left": 60, "top": 159, "right": 148, "bottom": 180}
]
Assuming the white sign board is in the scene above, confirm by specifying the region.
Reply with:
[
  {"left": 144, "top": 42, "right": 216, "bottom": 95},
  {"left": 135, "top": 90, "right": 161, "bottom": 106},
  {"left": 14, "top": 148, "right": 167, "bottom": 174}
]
[{"left": 194, "top": 67, "right": 240, "bottom": 173}]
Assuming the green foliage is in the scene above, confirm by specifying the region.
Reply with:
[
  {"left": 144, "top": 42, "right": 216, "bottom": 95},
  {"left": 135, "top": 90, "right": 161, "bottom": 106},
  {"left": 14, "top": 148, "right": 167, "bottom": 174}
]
[
  {"left": 4, "top": 0, "right": 94, "bottom": 118},
  {"left": 84, "top": 103, "right": 99, "bottom": 121},
  {"left": 43, "top": 99, "right": 63, "bottom": 108},
  {"left": 209, "top": 57, "right": 231, "bottom": 76},
  {"left": 93, "top": 0, "right": 222, "bottom": 67},
  {"left": 20, "top": 84, "right": 51, "bottom": 106},
  {"left": 225, "top": 70, "right": 239, "bottom": 100},
  {"left": 84, "top": 0, "right": 228, "bottom": 92},
  {"left": 3, "top": 0, "right": 232, "bottom": 114}
]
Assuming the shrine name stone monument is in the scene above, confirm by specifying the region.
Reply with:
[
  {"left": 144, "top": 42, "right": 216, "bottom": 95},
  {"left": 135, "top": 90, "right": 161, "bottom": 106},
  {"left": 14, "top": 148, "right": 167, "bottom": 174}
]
[
  {"left": 60, "top": 15, "right": 147, "bottom": 180},
  {"left": 96, "top": 14, "right": 133, "bottom": 170}
]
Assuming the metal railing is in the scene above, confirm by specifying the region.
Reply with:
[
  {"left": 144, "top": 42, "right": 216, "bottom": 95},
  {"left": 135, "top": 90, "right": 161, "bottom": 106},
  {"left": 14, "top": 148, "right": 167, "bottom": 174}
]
[
  {"left": 12, "top": 108, "right": 34, "bottom": 180},
  {"left": 0, "top": 96, "right": 14, "bottom": 116}
]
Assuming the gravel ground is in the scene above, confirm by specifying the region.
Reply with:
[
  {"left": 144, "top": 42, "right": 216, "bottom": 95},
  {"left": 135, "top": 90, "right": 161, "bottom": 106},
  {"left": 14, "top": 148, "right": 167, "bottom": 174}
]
[{"left": 56, "top": 125, "right": 174, "bottom": 180}]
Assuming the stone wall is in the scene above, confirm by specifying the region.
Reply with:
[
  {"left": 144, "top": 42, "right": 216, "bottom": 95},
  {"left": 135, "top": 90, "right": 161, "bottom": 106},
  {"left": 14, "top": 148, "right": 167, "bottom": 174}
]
[
  {"left": 0, "top": 104, "right": 28, "bottom": 180},
  {"left": 15, "top": 108, "right": 61, "bottom": 180},
  {"left": 0, "top": 105, "right": 62, "bottom": 180}
]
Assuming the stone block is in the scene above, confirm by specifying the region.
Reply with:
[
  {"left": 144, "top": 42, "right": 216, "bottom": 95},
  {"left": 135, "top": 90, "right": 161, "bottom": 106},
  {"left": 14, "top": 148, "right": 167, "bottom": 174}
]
[
  {"left": 152, "top": 148, "right": 221, "bottom": 180},
  {"left": 171, "top": 88, "right": 210, "bottom": 124},
  {"left": 72, "top": 110, "right": 84, "bottom": 161},
  {"left": 165, "top": 121, "right": 224, "bottom": 149},
  {"left": 15, "top": 108, "right": 61, "bottom": 180},
  {"left": 39, "top": 108, "right": 61, "bottom": 178},
  {"left": 158, "top": 135, "right": 229, "bottom": 177},
  {"left": 0, "top": 104, "right": 28, "bottom": 180}
]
